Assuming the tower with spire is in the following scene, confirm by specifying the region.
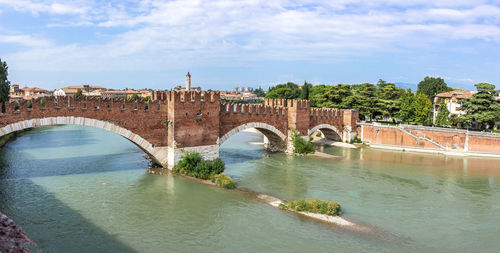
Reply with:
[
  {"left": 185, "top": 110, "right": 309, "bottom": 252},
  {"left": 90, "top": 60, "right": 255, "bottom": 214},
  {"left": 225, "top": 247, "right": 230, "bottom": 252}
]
[{"left": 186, "top": 72, "right": 191, "bottom": 91}]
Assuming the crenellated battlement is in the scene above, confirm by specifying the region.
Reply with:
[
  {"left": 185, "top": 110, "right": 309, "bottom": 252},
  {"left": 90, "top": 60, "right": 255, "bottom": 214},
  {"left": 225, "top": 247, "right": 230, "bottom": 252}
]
[
  {"left": 310, "top": 108, "right": 343, "bottom": 118},
  {"left": 264, "top": 98, "right": 310, "bottom": 109},
  {"left": 152, "top": 90, "right": 220, "bottom": 103},
  {"left": 220, "top": 103, "right": 287, "bottom": 117},
  {"left": 1, "top": 96, "right": 168, "bottom": 116}
]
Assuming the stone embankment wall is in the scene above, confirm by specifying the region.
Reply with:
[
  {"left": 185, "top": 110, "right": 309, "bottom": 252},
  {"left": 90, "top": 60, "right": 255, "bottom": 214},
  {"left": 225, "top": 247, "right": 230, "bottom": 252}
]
[{"left": 359, "top": 123, "right": 500, "bottom": 156}]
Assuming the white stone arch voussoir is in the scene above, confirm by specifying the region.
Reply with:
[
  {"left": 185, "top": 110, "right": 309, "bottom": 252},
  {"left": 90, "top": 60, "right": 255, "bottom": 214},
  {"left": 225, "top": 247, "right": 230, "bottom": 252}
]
[
  {"left": 0, "top": 116, "right": 167, "bottom": 166},
  {"left": 308, "top": 124, "right": 342, "bottom": 140},
  {"left": 218, "top": 122, "right": 287, "bottom": 145}
]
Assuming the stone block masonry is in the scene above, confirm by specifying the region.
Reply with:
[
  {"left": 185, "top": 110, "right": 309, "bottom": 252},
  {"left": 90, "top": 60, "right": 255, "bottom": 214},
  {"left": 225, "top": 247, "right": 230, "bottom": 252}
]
[{"left": 0, "top": 93, "right": 359, "bottom": 168}]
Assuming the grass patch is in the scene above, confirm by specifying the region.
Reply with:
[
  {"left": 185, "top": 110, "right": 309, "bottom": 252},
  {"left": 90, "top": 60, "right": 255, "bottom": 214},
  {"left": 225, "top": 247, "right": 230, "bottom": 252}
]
[
  {"left": 279, "top": 199, "right": 341, "bottom": 216},
  {"left": 173, "top": 151, "right": 235, "bottom": 189}
]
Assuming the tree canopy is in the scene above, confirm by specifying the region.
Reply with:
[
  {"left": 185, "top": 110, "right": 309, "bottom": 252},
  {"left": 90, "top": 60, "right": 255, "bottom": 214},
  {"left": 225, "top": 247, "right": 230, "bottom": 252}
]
[
  {"left": 265, "top": 82, "right": 301, "bottom": 99},
  {"left": 74, "top": 88, "right": 85, "bottom": 99},
  {"left": 417, "top": 76, "right": 452, "bottom": 100},
  {"left": 0, "top": 58, "right": 10, "bottom": 105},
  {"left": 253, "top": 87, "right": 266, "bottom": 97},
  {"left": 458, "top": 83, "right": 500, "bottom": 130}
]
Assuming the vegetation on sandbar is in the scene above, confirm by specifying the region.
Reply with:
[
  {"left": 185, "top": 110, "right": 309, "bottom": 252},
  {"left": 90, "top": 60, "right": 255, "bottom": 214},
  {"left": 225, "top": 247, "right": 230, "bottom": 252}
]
[
  {"left": 279, "top": 199, "right": 342, "bottom": 216},
  {"left": 291, "top": 130, "right": 315, "bottom": 154},
  {"left": 173, "top": 151, "right": 235, "bottom": 189}
]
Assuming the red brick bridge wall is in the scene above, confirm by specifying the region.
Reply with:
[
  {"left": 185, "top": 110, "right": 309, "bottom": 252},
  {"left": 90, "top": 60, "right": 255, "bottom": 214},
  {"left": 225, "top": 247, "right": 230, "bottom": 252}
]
[{"left": 0, "top": 96, "right": 168, "bottom": 147}]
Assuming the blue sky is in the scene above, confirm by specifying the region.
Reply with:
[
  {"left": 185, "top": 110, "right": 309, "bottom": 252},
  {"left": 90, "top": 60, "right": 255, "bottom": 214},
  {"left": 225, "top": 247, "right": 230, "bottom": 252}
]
[{"left": 1, "top": 0, "right": 500, "bottom": 91}]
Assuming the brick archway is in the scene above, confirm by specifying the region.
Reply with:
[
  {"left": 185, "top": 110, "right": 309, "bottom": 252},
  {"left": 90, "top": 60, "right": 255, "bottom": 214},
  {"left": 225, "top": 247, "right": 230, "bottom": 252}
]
[
  {"left": 0, "top": 116, "right": 168, "bottom": 166},
  {"left": 218, "top": 122, "right": 287, "bottom": 151},
  {"left": 308, "top": 124, "right": 342, "bottom": 141}
]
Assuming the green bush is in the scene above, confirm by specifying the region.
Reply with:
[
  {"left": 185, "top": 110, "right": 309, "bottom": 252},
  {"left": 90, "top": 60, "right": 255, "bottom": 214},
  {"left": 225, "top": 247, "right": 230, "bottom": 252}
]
[
  {"left": 213, "top": 173, "right": 235, "bottom": 189},
  {"left": 291, "top": 130, "right": 314, "bottom": 154},
  {"left": 173, "top": 152, "right": 234, "bottom": 188},
  {"left": 282, "top": 199, "right": 341, "bottom": 216},
  {"left": 350, "top": 137, "right": 362, "bottom": 144}
]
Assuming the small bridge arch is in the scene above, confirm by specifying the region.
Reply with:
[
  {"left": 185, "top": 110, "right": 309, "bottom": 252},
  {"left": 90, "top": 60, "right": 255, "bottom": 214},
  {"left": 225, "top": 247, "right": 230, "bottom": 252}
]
[
  {"left": 308, "top": 124, "right": 342, "bottom": 141},
  {"left": 219, "top": 122, "right": 287, "bottom": 151},
  {"left": 0, "top": 116, "right": 168, "bottom": 166}
]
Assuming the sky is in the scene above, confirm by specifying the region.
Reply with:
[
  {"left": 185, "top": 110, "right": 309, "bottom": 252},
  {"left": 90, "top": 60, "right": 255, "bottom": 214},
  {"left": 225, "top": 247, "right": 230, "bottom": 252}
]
[{"left": 1, "top": 0, "right": 500, "bottom": 91}]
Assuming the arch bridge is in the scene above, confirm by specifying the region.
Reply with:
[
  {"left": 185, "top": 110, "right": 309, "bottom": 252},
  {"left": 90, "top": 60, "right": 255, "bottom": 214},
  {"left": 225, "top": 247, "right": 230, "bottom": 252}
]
[{"left": 0, "top": 93, "right": 358, "bottom": 168}]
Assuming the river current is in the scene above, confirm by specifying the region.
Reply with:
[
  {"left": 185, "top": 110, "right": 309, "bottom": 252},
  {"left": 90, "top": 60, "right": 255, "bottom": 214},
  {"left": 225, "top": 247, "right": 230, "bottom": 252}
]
[{"left": 0, "top": 125, "right": 499, "bottom": 252}]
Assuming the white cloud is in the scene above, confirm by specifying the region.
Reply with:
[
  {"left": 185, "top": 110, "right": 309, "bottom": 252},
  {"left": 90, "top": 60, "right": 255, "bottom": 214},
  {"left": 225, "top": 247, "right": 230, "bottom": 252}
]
[
  {"left": 0, "top": 34, "right": 52, "bottom": 47},
  {"left": 0, "top": 0, "right": 88, "bottom": 15},
  {"left": 2, "top": 0, "right": 500, "bottom": 72}
]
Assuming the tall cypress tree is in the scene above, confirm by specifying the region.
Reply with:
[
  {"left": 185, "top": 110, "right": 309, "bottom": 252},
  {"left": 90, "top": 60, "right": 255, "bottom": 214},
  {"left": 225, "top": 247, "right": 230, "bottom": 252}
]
[
  {"left": 0, "top": 58, "right": 11, "bottom": 113},
  {"left": 435, "top": 102, "right": 450, "bottom": 126}
]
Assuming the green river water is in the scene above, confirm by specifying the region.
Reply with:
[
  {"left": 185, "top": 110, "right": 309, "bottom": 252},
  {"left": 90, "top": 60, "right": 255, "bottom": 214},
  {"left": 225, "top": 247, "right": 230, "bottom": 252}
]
[{"left": 0, "top": 125, "right": 499, "bottom": 252}]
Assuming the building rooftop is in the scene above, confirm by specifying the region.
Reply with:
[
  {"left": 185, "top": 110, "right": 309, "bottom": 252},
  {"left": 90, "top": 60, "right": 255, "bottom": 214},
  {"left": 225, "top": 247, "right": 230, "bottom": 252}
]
[{"left": 435, "top": 90, "right": 473, "bottom": 99}]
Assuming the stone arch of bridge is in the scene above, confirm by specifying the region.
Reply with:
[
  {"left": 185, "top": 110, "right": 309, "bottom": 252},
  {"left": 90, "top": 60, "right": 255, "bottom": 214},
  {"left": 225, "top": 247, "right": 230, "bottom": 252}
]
[
  {"left": 308, "top": 124, "right": 342, "bottom": 141},
  {"left": 0, "top": 116, "right": 167, "bottom": 166},
  {"left": 218, "top": 122, "right": 287, "bottom": 151}
]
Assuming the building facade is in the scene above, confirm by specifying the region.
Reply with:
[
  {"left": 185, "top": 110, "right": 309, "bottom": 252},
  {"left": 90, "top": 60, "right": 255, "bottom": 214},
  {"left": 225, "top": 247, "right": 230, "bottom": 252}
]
[{"left": 433, "top": 90, "right": 473, "bottom": 122}]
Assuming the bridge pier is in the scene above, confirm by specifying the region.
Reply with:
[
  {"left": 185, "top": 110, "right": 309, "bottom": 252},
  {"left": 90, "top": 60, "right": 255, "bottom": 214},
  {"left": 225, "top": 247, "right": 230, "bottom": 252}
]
[{"left": 166, "top": 145, "right": 219, "bottom": 169}]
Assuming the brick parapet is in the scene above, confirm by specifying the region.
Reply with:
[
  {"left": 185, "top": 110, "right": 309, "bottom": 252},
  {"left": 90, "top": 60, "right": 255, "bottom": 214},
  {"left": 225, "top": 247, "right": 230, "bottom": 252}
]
[{"left": 1, "top": 96, "right": 168, "bottom": 147}]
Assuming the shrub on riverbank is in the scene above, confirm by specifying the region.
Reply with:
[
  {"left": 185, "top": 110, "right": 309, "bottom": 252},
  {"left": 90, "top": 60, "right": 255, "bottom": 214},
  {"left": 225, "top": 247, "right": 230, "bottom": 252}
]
[
  {"left": 279, "top": 199, "right": 341, "bottom": 216},
  {"left": 173, "top": 151, "right": 235, "bottom": 188},
  {"left": 291, "top": 130, "right": 315, "bottom": 154},
  {"left": 211, "top": 173, "right": 235, "bottom": 189}
]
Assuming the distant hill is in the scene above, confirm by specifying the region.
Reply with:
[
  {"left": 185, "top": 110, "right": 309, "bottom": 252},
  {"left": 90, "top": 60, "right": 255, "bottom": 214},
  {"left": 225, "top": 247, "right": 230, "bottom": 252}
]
[{"left": 394, "top": 82, "right": 417, "bottom": 91}]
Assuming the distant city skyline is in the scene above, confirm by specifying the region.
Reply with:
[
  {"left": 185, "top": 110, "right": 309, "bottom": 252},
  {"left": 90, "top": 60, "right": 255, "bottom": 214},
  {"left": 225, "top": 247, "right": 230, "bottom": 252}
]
[{"left": 1, "top": 1, "right": 499, "bottom": 91}]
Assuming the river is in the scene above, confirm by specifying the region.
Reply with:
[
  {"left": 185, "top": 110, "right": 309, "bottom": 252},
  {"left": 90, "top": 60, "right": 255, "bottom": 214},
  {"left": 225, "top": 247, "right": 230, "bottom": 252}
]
[{"left": 0, "top": 125, "right": 499, "bottom": 252}]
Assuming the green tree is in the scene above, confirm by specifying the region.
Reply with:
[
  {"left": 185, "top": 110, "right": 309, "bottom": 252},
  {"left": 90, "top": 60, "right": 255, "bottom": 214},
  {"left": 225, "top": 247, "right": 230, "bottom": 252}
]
[
  {"left": 300, "top": 81, "right": 313, "bottom": 99},
  {"left": 265, "top": 82, "right": 301, "bottom": 99},
  {"left": 0, "top": 58, "right": 11, "bottom": 112},
  {"left": 310, "top": 84, "right": 352, "bottom": 108},
  {"left": 399, "top": 89, "right": 415, "bottom": 123},
  {"left": 130, "top": 94, "right": 140, "bottom": 101},
  {"left": 253, "top": 86, "right": 266, "bottom": 97},
  {"left": 74, "top": 88, "right": 85, "bottom": 99},
  {"left": 417, "top": 76, "right": 452, "bottom": 100},
  {"left": 434, "top": 102, "right": 450, "bottom": 126},
  {"left": 309, "top": 85, "right": 327, "bottom": 107},
  {"left": 377, "top": 80, "right": 404, "bottom": 119},
  {"left": 412, "top": 93, "right": 433, "bottom": 125},
  {"left": 459, "top": 83, "right": 500, "bottom": 130},
  {"left": 356, "top": 83, "right": 383, "bottom": 121}
]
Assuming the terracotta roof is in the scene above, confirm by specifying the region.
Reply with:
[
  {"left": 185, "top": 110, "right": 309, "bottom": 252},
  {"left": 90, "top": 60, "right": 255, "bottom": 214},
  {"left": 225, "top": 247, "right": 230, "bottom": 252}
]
[
  {"left": 435, "top": 90, "right": 472, "bottom": 99},
  {"left": 21, "top": 87, "right": 47, "bottom": 92},
  {"left": 63, "top": 85, "right": 107, "bottom": 90},
  {"left": 101, "top": 90, "right": 140, "bottom": 94}
]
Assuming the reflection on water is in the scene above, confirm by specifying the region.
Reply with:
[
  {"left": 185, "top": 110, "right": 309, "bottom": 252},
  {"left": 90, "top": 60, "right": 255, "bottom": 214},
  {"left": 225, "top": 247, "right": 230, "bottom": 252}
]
[{"left": 0, "top": 125, "right": 499, "bottom": 252}]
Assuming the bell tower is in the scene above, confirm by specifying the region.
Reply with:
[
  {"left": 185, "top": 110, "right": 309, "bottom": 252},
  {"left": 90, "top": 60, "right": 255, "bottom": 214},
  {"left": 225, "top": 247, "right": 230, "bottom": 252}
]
[{"left": 186, "top": 72, "right": 191, "bottom": 91}]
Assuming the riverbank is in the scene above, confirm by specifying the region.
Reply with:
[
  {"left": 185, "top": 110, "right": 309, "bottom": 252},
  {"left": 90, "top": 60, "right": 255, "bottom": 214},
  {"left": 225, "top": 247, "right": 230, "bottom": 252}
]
[{"left": 0, "top": 212, "right": 39, "bottom": 252}]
